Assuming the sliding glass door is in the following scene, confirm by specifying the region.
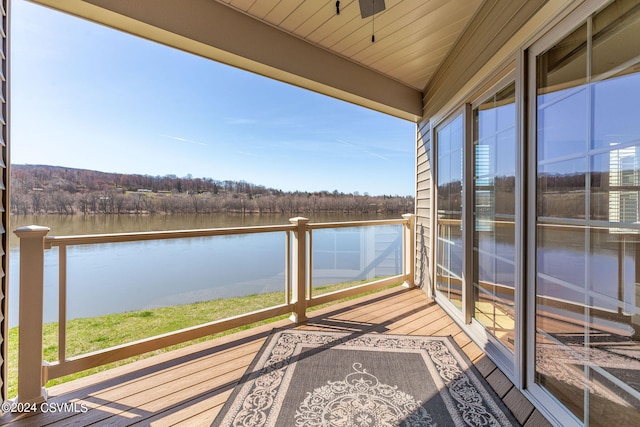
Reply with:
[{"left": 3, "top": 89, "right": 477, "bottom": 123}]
[
  {"left": 435, "top": 82, "right": 518, "bottom": 367},
  {"left": 531, "top": 1, "right": 640, "bottom": 424}
]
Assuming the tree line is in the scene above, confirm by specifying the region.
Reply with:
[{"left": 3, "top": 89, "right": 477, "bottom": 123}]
[{"left": 10, "top": 165, "right": 414, "bottom": 215}]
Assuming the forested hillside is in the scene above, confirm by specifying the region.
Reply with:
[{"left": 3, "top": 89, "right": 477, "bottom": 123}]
[{"left": 10, "top": 165, "right": 414, "bottom": 215}]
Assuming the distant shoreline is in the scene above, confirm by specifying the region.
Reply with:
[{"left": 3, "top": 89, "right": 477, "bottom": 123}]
[{"left": 11, "top": 164, "right": 414, "bottom": 216}]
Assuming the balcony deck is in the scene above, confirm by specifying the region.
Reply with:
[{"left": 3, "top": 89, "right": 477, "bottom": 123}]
[{"left": 1, "top": 286, "right": 551, "bottom": 426}]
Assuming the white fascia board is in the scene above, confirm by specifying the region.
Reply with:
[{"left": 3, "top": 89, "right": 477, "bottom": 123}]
[{"left": 30, "top": 0, "right": 422, "bottom": 121}]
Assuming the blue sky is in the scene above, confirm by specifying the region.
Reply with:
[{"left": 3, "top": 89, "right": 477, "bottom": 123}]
[{"left": 10, "top": 0, "right": 416, "bottom": 196}]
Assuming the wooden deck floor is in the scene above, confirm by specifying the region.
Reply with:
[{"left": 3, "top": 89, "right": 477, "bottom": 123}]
[{"left": 0, "top": 286, "right": 551, "bottom": 426}]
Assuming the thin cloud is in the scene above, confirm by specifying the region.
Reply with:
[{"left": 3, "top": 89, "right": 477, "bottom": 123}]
[
  {"left": 160, "top": 134, "right": 207, "bottom": 146},
  {"left": 364, "top": 150, "right": 390, "bottom": 161},
  {"left": 336, "top": 138, "right": 358, "bottom": 148},
  {"left": 227, "top": 116, "right": 301, "bottom": 128},
  {"left": 236, "top": 151, "right": 259, "bottom": 157},
  {"left": 226, "top": 118, "right": 258, "bottom": 125},
  {"left": 338, "top": 139, "right": 391, "bottom": 161}
]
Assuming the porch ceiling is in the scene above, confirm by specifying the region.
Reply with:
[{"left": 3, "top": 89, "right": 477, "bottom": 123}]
[
  {"left": 214, "top": 0, "right": 482, "bottom": 92},
  {"left": 28, "top": 0, "right": 484, "bottom": 122}
]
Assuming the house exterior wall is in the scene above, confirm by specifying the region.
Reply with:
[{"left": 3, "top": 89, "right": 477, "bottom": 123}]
[
  {"left": 416, "top": 1, "right": 640, "bottom": 425},
  {"left": 415, "top": 121, "right": 432, "bottom": 292}
]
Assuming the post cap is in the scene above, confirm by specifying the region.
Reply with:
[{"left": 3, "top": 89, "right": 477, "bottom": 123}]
[
  {"left": 289, "top": 217, "right": 310, "bottom": 225},
  {"left": 14, "top": 225, "right": 51, "bottom": 238}
]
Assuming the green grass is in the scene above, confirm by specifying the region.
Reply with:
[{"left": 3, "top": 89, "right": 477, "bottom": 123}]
[{"left": 7, "top": 279, "right": 401, "bottom": 399}]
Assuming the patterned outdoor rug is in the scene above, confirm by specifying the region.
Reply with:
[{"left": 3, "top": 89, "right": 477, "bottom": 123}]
[{"left": 212, "top": 330, "right": 520, "bottom": 426}]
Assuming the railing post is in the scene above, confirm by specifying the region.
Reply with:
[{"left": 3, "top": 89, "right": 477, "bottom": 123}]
[
  {"left": 402, "top": 214, "right": 416, "bottom": 288},
  {"left": 289, "top": 217, "right": 309, "bottom": 324},
  {"left": 14, "top": 225, "right": 51, "bottom": 404}
]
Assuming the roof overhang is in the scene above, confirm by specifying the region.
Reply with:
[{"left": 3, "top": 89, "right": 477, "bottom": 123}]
[{"left": 29, "top": 0, "right": 424, "bottom": 122}]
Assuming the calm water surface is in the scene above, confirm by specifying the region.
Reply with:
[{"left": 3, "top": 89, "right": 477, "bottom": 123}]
[{"left": 9, "top": 213, "right": 402, "bottom": 326}]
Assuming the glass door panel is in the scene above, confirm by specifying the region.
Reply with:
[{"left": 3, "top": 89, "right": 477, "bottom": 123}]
[
  {"left": 473, "top": 82, "right": 517, "bottom": 351},
  {"left": 436, "top": 115, "right": 464, "bottom": 309}
]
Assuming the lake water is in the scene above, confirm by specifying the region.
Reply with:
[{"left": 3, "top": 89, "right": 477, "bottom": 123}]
[{"left": 8, "top": 213, "right": 404, "bottom": 327}]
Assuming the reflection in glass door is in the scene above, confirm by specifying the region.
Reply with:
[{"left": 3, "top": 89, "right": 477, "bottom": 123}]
[
  {"left": 436, "top": 115, "right": 464, "bottom": 310},
  {"left": 533, "top": 1, "right": 640, "bottom": 425},
  {"left": 473, "top": 82, "right": 517, "bottom": 352}
]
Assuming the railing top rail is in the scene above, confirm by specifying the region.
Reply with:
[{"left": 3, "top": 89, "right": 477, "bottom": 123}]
[
  {"left": 40, "top": 218, "right": 412, "bottom": 247},
  {"left": 44, "top": 223, "right": 296, "bottom": 247},
  {"left": 309, "top": 218, "right": 407, "bottom": 230}
]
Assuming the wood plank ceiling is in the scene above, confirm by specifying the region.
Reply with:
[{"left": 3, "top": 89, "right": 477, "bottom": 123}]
[{"left": 217, "top": 0, "right": 483, "bottom": 92}]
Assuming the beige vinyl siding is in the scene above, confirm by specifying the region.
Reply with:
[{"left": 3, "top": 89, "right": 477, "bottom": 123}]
[
  {"left": 415, "top": 120, "right": 431, "bottom": 290},
  {"left": 0, "top": 0, "right": 7, "bottom": 402},
  {"left": 423, "top": 0, "right": 547, "bottom": 119}
]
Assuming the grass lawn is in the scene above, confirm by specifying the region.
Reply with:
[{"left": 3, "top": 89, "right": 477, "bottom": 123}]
[{"left": 7, "top": 279, "right": 401, "bottom": 399}]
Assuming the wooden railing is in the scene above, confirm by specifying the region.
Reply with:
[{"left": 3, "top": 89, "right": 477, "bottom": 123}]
[{"left": 14, "top": 214, "right": 415, "bottom": 404}]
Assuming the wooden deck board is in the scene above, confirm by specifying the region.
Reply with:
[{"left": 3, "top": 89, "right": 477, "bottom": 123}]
[
  {"left": 524, "top": 409, "right": 554, "bottom": 427},
  {"left": 486, "top": 367, "right": 513, "bottom": 399},
  {"left": 0, "top": 286, "right": 546, "bottom": 426},
  {"left": 474, "top": 354, "right": 498, "bottom": 377},
  {"left": 503, "top": 388, "right": 536, "bottom": 425}
]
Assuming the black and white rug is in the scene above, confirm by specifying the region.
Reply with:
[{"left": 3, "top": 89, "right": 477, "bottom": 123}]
[{"left": 212, "top": 330, "right": 519, "bottom": 426}]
